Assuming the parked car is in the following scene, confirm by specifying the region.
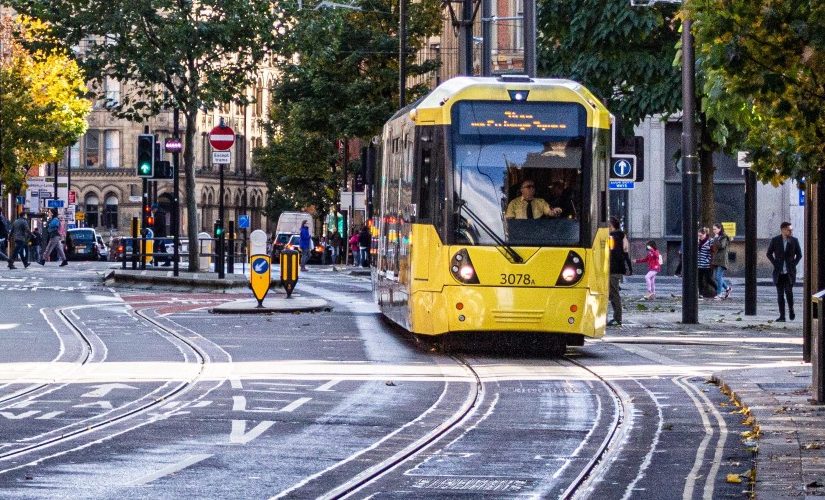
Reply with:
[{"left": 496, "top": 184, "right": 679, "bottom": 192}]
[
  {"left": 65, "top": 228, "right": 101, "bottom": 261},
  {"left": 283, "top": 234, "right": 325, "bottom": 264},
  {"left": 96, "top": 235, "right": 109, "bottom": 261},
  {"left": 270, "top": 232, "right": 292, "bottom": 259}
]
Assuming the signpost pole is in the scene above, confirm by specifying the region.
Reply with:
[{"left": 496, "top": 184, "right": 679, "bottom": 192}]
[
  {"left": 218, "top": 161, "right": 225, "bottom": 279},
  {"left": 681, "top": 17, "right": 699, "bottom": 324},
  {"left": 172, "top": 108, "right": 180, "bottom": 277}
]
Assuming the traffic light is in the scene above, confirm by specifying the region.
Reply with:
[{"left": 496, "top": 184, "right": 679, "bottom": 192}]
[
  {"left": 137, "top": 134, "right": 155, "bottom": 177},
  {"left": 214, "top": 220, "right": 224, "bottom": 238},
  {"left": 153, "top": 160, "right": 173, "bottom": 180}
]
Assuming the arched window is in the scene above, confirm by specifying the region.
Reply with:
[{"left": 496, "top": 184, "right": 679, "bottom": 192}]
[
  {"left": 103, "top": 195, "right": 119, "bottom": 229},
  {"left": 84, "top": 195, "right": 99, "bottom": 228}
]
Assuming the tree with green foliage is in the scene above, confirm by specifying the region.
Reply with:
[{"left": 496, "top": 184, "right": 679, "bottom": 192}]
[
  {"left": 0, "top": 14, "right": 90, "bottom": 194},
  {"left": 9, "top": 1, "right": 282, "bottom": 270},
  {"left": 537, "top": 0, "right": 745, "bottom": 227},
  {"left": 690, "top": 0, "right": 825, "bottom": 185},
  {"left": 256, "top": 0, "right": 441, "bottom": 220}
]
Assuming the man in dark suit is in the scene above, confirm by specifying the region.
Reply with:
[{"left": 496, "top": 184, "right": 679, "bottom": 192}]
[{"left": 766, "top": 222, "right": 803, "bottom": 322}]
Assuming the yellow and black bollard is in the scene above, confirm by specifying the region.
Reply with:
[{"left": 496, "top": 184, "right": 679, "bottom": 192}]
[{"left": 280, "top": 249, "right": 300, "bottom": 298}]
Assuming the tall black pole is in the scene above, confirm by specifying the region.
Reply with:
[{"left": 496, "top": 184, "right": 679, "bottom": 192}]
[
  {"left": 67, "top": 145, "right": 71, "bottom": 221},
  {"left": 803, "top": 180, "right": 813, "bottom": 362},
  {"left": 53, "top": 162, "right": 58, "bottom": 199},
  {"left": 399, "top": 0, "right": 407, "bottom": 107},
  {"left": 680, "top": 17, "right": 699, "bottom": 324},
  {"left": 481, "top": 0, "right": 491, "bottom": 76},
  {"left": 218, "top": 161, "right": 225, "bottom": 279},
  {"left": 459, "top": 0, "right": 474, "bottom": 75},
  {"left": 172, "top": 107, "right": 180, "bottom": 277},
  {"left": 523, "top": 0, "right": 536, "bottom": 77},
  {"left": 744, "top": 169, "right": 757, "bottom": 315}
]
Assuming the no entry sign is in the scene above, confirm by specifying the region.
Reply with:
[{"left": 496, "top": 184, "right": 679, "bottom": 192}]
[{"left": 209, "top": 125, "right": 235, "bottom": 151}]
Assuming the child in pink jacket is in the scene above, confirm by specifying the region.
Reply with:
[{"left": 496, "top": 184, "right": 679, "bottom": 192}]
[{"left": 635, "top": 240, "right": 662, "bottom": 300}]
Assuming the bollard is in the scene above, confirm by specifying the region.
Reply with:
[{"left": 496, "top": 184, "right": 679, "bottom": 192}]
[
  {"left": 228, "top": 221, "right": 235, "bottom": 274},
  {"left": 280, "top": 249, "right": 300, "bottom": 298},
  {"left": 131, "top": 217, "right": 139, "bottom": 270},
  {"left": 812, "top": 290, "right": 825, "bottom": 404}
]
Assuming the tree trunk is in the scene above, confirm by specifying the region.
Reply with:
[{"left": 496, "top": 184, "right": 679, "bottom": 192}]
[{"left": 183, "top": 109, "right": 199, "bottom": 272}]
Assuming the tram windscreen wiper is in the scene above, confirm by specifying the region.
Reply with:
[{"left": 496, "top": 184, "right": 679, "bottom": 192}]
[{"left": 457, "top": 202, "right": 523, "bottom": 264}]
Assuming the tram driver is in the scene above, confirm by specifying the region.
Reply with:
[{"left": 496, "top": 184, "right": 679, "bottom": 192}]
[{"left": 505, "top": 179, "right": 563, "bottom": 220}]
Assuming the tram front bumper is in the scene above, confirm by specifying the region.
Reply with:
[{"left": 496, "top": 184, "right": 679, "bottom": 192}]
[{"left": 412, "top": 286, "right": 606, "bottom": 338}]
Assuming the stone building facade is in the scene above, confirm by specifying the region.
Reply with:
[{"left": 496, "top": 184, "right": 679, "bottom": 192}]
[{"left": 56, "top": 81, "right": 274, "bottom": 241}]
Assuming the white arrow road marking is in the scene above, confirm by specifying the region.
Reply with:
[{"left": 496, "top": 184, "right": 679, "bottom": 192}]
[
  {"left": 230, "top": 420, "right": 275, "bottom": 444},
  {"left": 36, "top": 411, "right": 63, "bottom": 419},
  {"left": 74, "top": 401, "right": 114, "bottom": 410},
  {"left": 315, "top": 379, "right": 342, "bottom": 392},
  {"left": 124, "top": 454, "right": 213, "bottom": 486},
  {"left": 0, "top": 411, "right": 39, "bottom": 419},
  {"left": 278, "top": 397, "right": 311, "bottom": 413},
  {"left": 81, "top": 383, "right": 138, "bottom": 398}
]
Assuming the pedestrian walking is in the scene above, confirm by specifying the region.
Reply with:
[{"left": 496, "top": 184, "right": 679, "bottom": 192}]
[
  {"left": 349, "top": 231, "right": 360, "bottom": 266},
  {"left": 0, "top": 209, "right": 10, "bottom": 262},
  {"left": 8, "top": 212, "right": 31, "bottom": 269},
  {"left": 607, "top": 217, "right": 632, "bottom": 326},
  {"left": 358, "top": 225, "right": 371, "bottom": 268},
  {"left": 697, "top": 227, "right": 716, "bottom": 298},
  {"left": 39, "top": 209, "right": 68, "bottom": 267},
  {"left": 635, "top": 240, "right": 662, "bottom": 300},
  {"left": 710, "top": 223, "right": 732, "bottom": 300},
  {"left": 29, "top": 227, "right": 42, "bottom": 264},
  {"left": 766, "top": 221, "right": 802, "bottom": 322},
  {"left": 329, "top": 229, "right": 342, "bottom": 266},
  {"left": 298, "top": 220, "right": 312, "bottom": 272}
]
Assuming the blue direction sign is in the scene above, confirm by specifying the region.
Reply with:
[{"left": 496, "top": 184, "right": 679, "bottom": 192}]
[
  {"left": 47, "top": 199, "right": 65, "bottom": 208},
  {"left": 609, "top": 181, "right": 635, "bottom": 190},
  {"left": 238, "top": 214, "right": 250, "bottom": 229},
  {"left": 15, "top": 196, "right": 25, "bottom": 205},
  {"left": 800, "top": 189, "right": 806, "bottom": 206}
]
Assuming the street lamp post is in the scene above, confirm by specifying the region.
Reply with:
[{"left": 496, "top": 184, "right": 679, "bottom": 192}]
[{"left": 680, "top": 17, "right": 699, "bottom": 324}]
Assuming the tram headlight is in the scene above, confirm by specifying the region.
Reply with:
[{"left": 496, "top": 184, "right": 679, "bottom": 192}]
[
  {"left": 555, "top": 251, "right": 585, "bottom": 286},
  {"left": 450, "top": 249, "right": 479, "bottom": 284}
]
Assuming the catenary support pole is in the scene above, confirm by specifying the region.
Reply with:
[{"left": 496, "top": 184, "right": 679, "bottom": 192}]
[
  {"left": 680, "top": 17, "right": 699, "bottom": 324},
  {"left": 399, "top": 0, "right": 407, "bottom": 107},
  {"left": 523, "top": 0, "right": 536, "bottom": 77},
  {"left": 744, "top": 168, "right": 757, "bottom": 315},
  {"left": 481, "top": 0, "right": 491, "bottom": 76},
  {"left": 173, "top": 107, "right": 180, "bottom": 277}
]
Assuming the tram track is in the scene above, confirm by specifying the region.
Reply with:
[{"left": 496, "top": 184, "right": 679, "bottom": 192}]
[
  {"left": 0, "top": 305, "right": 209, "bottom": 468},
  {"left": 0, "top": 305, "right": 107, "bottom": 407}
]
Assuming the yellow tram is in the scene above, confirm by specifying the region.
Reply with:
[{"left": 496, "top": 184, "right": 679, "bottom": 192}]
[{"left": 372, "top": 76, "right": 612, "bottom": 351}]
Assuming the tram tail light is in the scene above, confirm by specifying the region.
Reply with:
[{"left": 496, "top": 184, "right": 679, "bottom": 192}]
[
  {"left": 556, "top": 251, "right": 585, "bottom": 286},
  {"left": 450, "top": 249, "right": 479, "bottom": 284}
]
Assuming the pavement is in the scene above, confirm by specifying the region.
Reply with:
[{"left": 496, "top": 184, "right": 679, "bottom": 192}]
[{"left": 616, "top": 275, "right": 824, "bottom": 498}]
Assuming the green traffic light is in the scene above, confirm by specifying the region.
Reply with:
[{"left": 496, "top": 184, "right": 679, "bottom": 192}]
[{"left": 139, "top": 163, "right": 151, "bottom": 175}]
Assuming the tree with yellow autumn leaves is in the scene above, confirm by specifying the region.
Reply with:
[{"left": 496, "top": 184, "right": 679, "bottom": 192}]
[{"left": 0, "top": 14, "right": 90, "bottom": 194}]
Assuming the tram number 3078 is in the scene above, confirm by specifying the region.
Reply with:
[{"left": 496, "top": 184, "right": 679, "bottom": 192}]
[{"left": 499, "top": 273, "right": 534, "bottom": 285}]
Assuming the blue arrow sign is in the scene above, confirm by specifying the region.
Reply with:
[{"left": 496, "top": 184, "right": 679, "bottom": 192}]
[
  {"left": 613, "top": 159, "right": 632, "bottom": 178},
  {"left": 252, "top": 257, "right": 269, "bottom": 274},
  {"left": 15, "top": 196, "right": 25, "bottom": 205},
  {"left": 238, "top": 214, "right": 250, "bottom": 229}
]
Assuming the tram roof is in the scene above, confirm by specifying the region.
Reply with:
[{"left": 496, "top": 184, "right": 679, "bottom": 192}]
[{"left": 410, "top": 76, "right": 610, "bottom": 129}]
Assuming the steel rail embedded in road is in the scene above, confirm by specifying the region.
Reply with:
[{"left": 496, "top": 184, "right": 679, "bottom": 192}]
[
  {"left": 560, "top": 356, "right": 626, "bottom": 499},
  {"left": 0, "top": 306, "right": 208, "bottom": 465},
  {"left": 325, "top": 354, "right": 482, "bottom": 500},
  {"left": 0, "top": 306, "right": 100, "bottom": 406}
]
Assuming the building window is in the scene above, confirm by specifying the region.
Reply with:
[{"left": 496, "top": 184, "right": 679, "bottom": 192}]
[
  {"left": 255, "top": 86, "right": 264, "bottom": 117},
  {"left": 85, "top": 130, "right": 100, "bottom": 167},
  {"left": 235, "top": 135, "right": 245, "bottom": 174},
  {"left": 84, "top": 195, "right": 99, "bottom": 228},
  {"left": 68, "top": 142, "right": 80, "bottom": 169},
  {"left": 103, "top": 195, "right": 119, "bottom": 229},
  {"left": 104, "top": 77, "right": 120, "bottom": 106},
  {"left": 105, "top": 130, "right": 120, "bottom": 168}
]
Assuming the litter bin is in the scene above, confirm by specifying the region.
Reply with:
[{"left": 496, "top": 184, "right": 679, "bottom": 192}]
[{"left": 812, "top": 289, "right": 825, "bottom": 403}]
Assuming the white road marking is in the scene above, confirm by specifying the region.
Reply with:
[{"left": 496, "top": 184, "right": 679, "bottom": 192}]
[
  {"left": 74, "top": 401, "right": 114, "bottom": 410},
  {"left": 81, "top": 383, "right": 138, "bottom": 398},
  {"left": 314, "top": 379, "right": 342, "bottom": 392},
  {"left": 278, "top": 397, "right": 311, "bottom": 413},
  {"left": 620, "top": 381, "right": 664, "bottom": 499},
  {"left": 675, "top": 376, "right": 717, "bottom": 500},
  {"left": 124, "top": 453, "right": 213, "bottom": 486},
  {"left": 230, "top": 419, "right": 275, "bottom": 444},
  {"left": 230, "top": 378, "right": 243, "bottom": 389}
]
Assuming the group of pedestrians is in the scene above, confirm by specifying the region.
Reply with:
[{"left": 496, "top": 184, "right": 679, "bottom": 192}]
[
  {"left": 0, "top": 208, "right": 68, "bottom": 270},
  {"left": 608, "top": 218, "right": 801, "bottom": 326}
]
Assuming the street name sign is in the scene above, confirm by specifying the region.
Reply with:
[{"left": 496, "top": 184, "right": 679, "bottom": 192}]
[
  {"left": 609, "top": 181, "right": 635, "bottom": 190},
  {"left": 209, "top": 125, "right": 235, "bottom": 151},
  {"left": 47, "top": 199, "right": 65, "bottom": 208}
]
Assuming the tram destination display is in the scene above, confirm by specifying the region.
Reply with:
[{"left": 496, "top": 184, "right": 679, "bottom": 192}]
[{"left": 456, "top": 101, "right": 586, "bottom": 137}]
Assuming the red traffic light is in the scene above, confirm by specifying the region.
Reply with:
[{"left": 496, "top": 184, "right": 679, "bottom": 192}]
[{"left": 147, "top": 216, "right": 155, "bottom": 226}]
